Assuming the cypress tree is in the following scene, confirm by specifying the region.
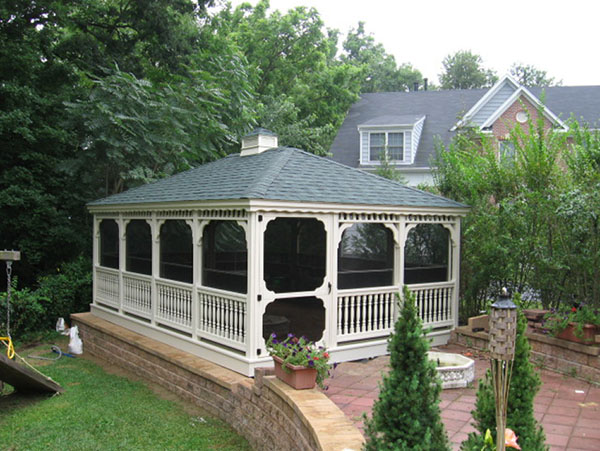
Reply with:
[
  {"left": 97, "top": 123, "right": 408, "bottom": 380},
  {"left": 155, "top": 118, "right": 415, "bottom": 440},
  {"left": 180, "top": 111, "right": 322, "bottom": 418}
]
[
  {"left": 364, "top": 287, "right": 450, "bottom": 451},
  {"left": 461, "top": 311, "right": 547, "bottom": 450}
]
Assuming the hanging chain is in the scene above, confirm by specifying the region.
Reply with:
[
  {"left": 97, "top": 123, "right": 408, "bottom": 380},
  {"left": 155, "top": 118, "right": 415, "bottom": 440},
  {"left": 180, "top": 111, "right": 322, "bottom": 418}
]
[{"left": 6, "top": 261, "right": 11, "bottom": 337}]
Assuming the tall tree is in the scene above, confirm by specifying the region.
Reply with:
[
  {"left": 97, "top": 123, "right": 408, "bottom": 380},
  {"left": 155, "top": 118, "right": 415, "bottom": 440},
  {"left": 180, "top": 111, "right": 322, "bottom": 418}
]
[
  {"left": 55, "top": 0, "right": 213, "bottom": 80},
  {"left": 510, "top": 63, "right": 561, "bottom": 87},
  {"left": 342, "top": 22, "right": 423, "bottom": 93},
  {"left": 0, "top": 0, "right": 88, "bottom": 286},
  {"left": 63, "top": 0, "right": 257, "bottom": 197},
  {"left": 210, "top": 0, "right": 362, "bottom": 154},
  {"left": 439, "top": 50, "right": 497, "bottom": 90},
  {"left": 0, "top": 0, "right": 255, "bottom": 286}
]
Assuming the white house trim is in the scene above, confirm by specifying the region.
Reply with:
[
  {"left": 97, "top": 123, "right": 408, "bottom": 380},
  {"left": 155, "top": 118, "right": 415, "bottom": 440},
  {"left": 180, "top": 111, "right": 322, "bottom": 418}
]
[
  {"left": 452, "top": 74, "right": 521, "bottom": 130},
  {"left": 480, "top": 86, "right": 568, "bottom": 131}
]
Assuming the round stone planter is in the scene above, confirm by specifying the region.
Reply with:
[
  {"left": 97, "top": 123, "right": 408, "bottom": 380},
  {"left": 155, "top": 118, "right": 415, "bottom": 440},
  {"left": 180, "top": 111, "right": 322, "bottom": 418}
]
[
  {"left": 272, "top": 356, "right": 317, "bottom": 390},
  {"left": 428, "top": 351, "right": 475, "bottom": 389}
]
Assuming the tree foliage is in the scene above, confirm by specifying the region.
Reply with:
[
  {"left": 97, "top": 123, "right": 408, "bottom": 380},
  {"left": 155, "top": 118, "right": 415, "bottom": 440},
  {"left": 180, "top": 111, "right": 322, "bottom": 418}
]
[
  {"left": 434, "top": 111, "right": 600, "bottom": 318},
  {"left": 0, "top": 0, "right": 88, "bottom": 286},
  {"left": 364, "top": 287, "right": 450, "bottom": 451},
  {"left": 208, "top": 0, "right": 362, "bottom": 154},
  {"left": 510, "top": 63, "right": 561, "bottom": 87},
  {"left": 439, "top": 50, "right": 497, "bottom": 90},
  {"left": 341, "top": 22, "right": 423, "bottom": 93}
]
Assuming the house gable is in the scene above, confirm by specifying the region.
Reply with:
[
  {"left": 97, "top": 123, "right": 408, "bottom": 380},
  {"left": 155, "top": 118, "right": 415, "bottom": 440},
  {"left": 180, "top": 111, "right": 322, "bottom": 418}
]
[
  {"left": 491, "top": 95, "right": 555, "bottom": 140},
  {"left": 454, "top": 75, "right": 567, "bottom": 133}
]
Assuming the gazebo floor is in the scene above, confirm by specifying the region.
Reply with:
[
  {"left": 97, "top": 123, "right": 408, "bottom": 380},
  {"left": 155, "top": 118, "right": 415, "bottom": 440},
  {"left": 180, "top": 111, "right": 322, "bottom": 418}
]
[{"left": 324, "top": 343, "right": 600, "bottom": 451}]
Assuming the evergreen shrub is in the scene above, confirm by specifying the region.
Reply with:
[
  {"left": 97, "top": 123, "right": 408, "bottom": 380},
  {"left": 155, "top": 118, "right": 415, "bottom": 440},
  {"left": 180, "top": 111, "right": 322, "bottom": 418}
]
[{"left": 363, "top": 286, "right": 450, "bottom": 451}]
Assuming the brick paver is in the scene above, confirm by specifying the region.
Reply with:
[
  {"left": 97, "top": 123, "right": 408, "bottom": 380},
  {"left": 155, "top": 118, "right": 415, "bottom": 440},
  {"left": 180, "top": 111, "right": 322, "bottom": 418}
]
[{"left": 324, "top": 344, "right": 600, "bottom": 450}]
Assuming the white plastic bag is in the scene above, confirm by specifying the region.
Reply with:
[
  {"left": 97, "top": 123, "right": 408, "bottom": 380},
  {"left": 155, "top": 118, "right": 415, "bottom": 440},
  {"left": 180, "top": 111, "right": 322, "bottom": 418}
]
[
  {"left": 68, "top": 325, "right": 83, "bottom": 355},
  {"left": 56, "top": 317, "right": 65, "bottom": 332}
]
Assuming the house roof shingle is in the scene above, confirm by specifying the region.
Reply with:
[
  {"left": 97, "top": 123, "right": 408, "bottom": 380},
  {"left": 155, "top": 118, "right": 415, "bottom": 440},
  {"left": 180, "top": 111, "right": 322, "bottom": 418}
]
[
  {"left": 330, "top": 85, "right": 600, "bottom": 169},
  {"left": 88, "top": 147, "right": 466, "bottom": 209}
]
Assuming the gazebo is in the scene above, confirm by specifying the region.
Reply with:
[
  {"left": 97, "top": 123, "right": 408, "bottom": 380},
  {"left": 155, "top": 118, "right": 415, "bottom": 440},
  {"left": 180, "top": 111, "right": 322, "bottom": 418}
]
[{"left": 87, "top": 129, "right": 468, "bottom": 376}]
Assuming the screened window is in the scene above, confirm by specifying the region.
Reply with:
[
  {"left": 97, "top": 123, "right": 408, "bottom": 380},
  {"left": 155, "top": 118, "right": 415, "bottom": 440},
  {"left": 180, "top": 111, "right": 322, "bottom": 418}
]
[
  {"left": 264, "top": 218, "right": 326, "bottom": 293},
  {"left": 202, "top": 221, "right": 247, "bottom": 294},
  {"left": 99, "top": 219, "right": 119, "bottom": 269},
  {"left": 160, "top": 220, "right": 193, "bottom": 283},
  {"left": 126, "top": 220, "right": 152, "bottom": 275},
  {"left": 369, "top": 132, "right": 404, "bottom": 162},
  {"left": 338, "top": 223, "right": 394, "bottom": 289},
  {"left": 404, "top": 224, "right": 449, "bottom": 284}
]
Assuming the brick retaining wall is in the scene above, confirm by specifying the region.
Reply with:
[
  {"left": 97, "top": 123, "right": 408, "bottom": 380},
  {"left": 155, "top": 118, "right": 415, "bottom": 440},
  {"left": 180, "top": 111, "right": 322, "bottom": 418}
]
[
  {"left": 72, "top": 313, "right": 364, "bottom": 451},
  {"left": 451, "top": 325, "right": 600, "bottom": 384}
]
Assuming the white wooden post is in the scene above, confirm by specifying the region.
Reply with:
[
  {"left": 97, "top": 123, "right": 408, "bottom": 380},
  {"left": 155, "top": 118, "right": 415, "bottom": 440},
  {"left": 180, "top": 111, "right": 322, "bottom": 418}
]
[
  {"left": 92, "top": 217, "right": 100, "bottom": 306},
  {"left": 149, "top": 214, "right": 162, "bottom": 326},
  {"left": 118, "top": 215, "right": 128, "bottom": 314},
  {"left": 450, "top": 222, "right": 461, "bottom": 328},
  {"left": 322, "top": 213, "right": 336, "bottom": 350},
  {"left": 246, "top": 211, "right": 263, "bottom": 361},
  {"left": 188, "top": 216, "right": 199, "bottom": 340}
]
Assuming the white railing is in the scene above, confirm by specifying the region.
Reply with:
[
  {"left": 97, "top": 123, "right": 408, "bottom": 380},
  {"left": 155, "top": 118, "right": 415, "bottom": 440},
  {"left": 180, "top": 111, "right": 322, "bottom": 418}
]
[
  {"left": 123, "top": 273, "right": 152, "bottom": 319},
  {"left": 156, "top": 279, "right": 193, "bottom": 332},
  {"left": 197, "top": 288, "right": 247, "bottom": 351},
  {"left": 408, "top": 281, "right": 454, "bottom": 328},
  {"left": 337, "top": 287, "right": 397, "bottom": 342},
  {"left": 96, "top": 267, "right": 120, "bottom": 308}
]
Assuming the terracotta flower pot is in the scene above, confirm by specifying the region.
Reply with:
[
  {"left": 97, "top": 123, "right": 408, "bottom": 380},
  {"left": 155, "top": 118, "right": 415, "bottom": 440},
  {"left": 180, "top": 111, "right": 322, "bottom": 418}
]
[
  {"left": 556, "top": 323, "right": 598, "bottom": 344},
  {"left": 272, "top": 356, "right": 317, "bottom": 390}
]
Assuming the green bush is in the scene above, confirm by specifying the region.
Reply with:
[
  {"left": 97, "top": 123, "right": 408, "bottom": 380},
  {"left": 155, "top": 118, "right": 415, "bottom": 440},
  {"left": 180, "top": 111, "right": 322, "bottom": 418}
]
[
  {"left": 0, "top": 280, "right": 50, "bottom": 337},
  {"left": 435, "top": 116, "right": 600, "bottom": 318},
  {"left": 36, "top": 255, "right": 92, "bottom": 326},
  {"left": 461, "top": 311, "right": 546, "bottom": 450},
  {"left": 0, "top": 256, "right": 91, "bottom": 339},
  {"left": 363, "top": 287, "right": 450, "bottom": 451}
]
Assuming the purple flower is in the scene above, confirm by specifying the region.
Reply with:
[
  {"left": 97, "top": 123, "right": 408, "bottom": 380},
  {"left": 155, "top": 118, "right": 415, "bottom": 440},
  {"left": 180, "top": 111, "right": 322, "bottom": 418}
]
[
  {"left": 308, "top": 360, "right": 315, "bottom": 367},
  {"left": 270, "top": 332, "right": 277, "bottom": 338},
  {"left": 287, "top": 333, "right": 294, "bottom": 338}
]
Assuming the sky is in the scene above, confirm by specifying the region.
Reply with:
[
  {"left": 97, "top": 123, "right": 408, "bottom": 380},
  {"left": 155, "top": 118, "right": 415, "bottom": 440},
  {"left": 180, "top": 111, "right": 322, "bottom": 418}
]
[{"left": 227, "top": 0, "right": 600, "bottom": 86}]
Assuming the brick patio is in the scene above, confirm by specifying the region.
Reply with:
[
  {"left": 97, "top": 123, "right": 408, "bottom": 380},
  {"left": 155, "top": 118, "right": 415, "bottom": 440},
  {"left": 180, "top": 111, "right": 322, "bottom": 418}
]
[{"left": 324, "top": 343, "right": 600, "bottom": 451}]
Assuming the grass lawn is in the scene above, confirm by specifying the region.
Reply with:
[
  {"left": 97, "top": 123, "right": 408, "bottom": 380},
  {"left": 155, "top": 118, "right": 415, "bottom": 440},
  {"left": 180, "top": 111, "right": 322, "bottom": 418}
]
[{"left": 0, "top": 335, "right": 251, "bottom": 450}]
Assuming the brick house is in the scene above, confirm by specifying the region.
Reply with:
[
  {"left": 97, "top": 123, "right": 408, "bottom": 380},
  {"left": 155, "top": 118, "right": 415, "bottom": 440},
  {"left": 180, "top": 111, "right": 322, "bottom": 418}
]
[{"left": 330, "top": 75, "right": 600, "bottom": 186}]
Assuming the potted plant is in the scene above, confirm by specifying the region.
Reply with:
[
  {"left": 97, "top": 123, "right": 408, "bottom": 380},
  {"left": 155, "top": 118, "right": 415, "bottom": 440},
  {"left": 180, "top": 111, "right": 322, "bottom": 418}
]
[
  {"left": 543, "top": 303, "right": 600, "bottom": 344},
  {"left": 265, "top": 333, "right": 331, "bottom": 389}
]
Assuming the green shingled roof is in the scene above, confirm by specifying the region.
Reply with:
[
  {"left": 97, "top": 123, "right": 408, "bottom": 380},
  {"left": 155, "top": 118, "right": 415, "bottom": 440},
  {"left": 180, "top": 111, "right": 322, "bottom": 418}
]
[{"left": 88, "top": 147, "right": 466, "bottom": 209}]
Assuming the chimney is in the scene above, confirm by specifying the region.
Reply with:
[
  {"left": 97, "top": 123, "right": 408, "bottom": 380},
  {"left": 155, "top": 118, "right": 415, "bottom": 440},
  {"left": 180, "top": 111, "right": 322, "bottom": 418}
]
[
  {"left": 413, "top": 82, "right": 419, "bottom": 91},
  {"left": 240, "top": 128, "right": 278, "bottom": 156},
  {"left": 424, "top": 78, "right": 428, "bottom": 91}
]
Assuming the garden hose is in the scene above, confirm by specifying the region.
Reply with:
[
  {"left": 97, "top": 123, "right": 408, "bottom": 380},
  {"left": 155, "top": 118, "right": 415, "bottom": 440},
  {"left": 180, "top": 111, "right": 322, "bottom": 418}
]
[
  {"left": 29, "top": 345, "right": 64, "bottom": 361},
  {"left": 0, "top": 335, "right": 15, "bottom": 359}
]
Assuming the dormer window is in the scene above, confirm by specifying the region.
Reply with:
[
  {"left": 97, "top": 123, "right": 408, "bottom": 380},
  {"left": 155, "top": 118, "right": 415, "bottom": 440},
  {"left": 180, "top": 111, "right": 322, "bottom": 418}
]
[
  {"left": 358, "top": 115, "right": 425, "bottom": 167},
  {"left": 369, "top": 132, "right": 404, "bottom": 162}
]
